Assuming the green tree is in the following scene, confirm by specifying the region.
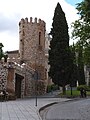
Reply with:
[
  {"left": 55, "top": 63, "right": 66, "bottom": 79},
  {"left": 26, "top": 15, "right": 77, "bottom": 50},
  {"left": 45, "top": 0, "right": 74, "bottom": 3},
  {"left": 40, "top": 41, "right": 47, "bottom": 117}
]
[
  {"left": 70, "top": 44, "right": 78, "bottom": 87},
  {"left": 76, "top": 0, "right": 90, "bottom": 22},
  {"left": 72, "top": 0, "right": 90, "bottom": 74},
  {"left": 48, "top": 3, "right": 72, "bottom": 94},
  {"left": 0, "top": 43, "right": 7, "bottom": 62},
  {"left": 70, "top": 43, "right": 85, "bottom": 86},
  {"left": 76, "top": 43, "right": 85, "bottom": 85},
  {"left": 72, "top": 0, "right": 90, "bottom": 43},
  {"left": 83, "top": 44, "right": 90, "bottom": 65},
  {"left": 0, "top": 43, "right": 4, "bottom": 60}
]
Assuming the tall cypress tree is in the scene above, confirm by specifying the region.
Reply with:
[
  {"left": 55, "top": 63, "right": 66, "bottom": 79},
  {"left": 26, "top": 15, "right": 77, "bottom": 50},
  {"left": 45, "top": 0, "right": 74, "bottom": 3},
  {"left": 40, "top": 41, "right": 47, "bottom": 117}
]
[{"left": 49, "top": 3, "right": 72, "bottom": 94}]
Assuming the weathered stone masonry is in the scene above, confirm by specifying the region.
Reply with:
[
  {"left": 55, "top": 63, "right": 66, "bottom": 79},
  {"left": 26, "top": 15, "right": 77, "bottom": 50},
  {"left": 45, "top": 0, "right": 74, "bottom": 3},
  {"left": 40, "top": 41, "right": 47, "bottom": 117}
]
[
  {"left": 19, "top": 17, "right": 46, "bottom": 80},
  {"left": 0, "top": 62, "right": 7, "bottom": 91}
]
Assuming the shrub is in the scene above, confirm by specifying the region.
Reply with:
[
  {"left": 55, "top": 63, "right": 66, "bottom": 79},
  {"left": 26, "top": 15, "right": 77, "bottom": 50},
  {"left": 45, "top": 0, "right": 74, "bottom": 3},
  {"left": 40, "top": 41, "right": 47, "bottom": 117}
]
[
  {"left": 47, "top": 85, "right": 52, "bottom": 93},
  {"left": 47, "top": 84, "right": 59, "bottom": 93},
  {"left": 77, "top": 85, "right": 90, "bottom": 91},
  {"left": 51, "top": 84, "right": 59, "bottom": 91}
]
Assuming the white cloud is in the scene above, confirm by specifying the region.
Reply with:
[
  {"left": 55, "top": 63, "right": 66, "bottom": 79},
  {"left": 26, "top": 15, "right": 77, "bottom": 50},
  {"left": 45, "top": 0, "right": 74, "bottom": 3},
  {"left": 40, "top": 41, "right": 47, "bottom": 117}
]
[
  {"left": 0, "top": 0, "right": 79, "bottom": 51},
  {"left": 0, "top": 32, "right": 19, "bottom": 51}
]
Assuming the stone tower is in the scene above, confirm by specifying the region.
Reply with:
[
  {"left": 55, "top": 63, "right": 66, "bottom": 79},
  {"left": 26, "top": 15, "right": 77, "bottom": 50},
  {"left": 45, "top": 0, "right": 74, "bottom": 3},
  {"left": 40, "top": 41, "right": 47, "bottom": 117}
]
[{"left": 19, "top": 17, "right": 46, "bottom": 80}]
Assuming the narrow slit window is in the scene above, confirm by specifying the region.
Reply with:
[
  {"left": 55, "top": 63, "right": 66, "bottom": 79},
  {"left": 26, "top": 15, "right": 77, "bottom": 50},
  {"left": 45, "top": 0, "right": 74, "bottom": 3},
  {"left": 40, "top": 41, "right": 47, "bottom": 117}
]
[{"left": 39, "top": 32, "right": 41, "bottom": 45}]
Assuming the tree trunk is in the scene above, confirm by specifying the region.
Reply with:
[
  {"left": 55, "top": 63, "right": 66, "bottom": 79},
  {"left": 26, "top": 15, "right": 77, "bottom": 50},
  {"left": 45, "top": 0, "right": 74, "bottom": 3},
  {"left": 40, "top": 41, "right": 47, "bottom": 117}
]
[{"left": 62, "top": 85, "right": 66, "bottom": 95}]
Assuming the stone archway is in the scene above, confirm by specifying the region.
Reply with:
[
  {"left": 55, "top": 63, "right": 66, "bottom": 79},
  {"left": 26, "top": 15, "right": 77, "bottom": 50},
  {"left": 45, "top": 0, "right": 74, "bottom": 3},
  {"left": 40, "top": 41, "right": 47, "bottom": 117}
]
[{"left": 15, "top": 73, "right": 24, "bottom": 98}]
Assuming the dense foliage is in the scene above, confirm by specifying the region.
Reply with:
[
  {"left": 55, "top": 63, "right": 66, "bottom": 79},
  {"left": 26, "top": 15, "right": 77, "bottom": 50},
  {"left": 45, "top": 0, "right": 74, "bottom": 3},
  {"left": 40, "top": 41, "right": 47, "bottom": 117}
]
[
  {"left": 71, "top": 0, "right": 90, "bottom": 85},
  {"left": 70, "top": 44, "right": 78, "bottom": 87},
  {"left": 77, "top": 44, "right": 85, "bottom": 85},
  {"left": 0, "top": 43, "right": 8, "bottom": 62}
]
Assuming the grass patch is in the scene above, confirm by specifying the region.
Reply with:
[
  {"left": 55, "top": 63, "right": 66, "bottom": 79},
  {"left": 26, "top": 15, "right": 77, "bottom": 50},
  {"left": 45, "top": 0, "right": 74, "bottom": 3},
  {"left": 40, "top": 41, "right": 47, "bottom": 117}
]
[
  {"left": 66, "top": 90, "right": 80, "bottom": 96},
  {"left": 59, "top": 90, "right": 79, "bottom": 98},
  {"left": 59, "top": 90, "right": 90, "bottom": 98}
]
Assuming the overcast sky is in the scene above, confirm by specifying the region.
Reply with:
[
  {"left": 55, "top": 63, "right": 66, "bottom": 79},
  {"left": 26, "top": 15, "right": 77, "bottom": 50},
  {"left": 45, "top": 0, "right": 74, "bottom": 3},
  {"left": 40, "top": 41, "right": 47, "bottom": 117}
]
[{"left": 0, "top": 0, "right": 83, "bottom": 52}]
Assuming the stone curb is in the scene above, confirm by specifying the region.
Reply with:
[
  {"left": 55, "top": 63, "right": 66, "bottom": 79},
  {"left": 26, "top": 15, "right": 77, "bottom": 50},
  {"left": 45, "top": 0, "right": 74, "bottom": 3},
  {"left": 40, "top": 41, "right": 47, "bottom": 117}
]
[
  {"left": 39, "top": 102, "right": 58, "bottom": 113},
  {"left": 39, "top": 102, "right": 58, "bottom": 120}
]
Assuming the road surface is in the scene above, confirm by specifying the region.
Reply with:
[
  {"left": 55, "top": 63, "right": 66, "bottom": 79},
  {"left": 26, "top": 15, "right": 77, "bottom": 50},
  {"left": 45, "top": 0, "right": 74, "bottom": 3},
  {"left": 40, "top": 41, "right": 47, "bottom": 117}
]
[{"left": 40, "top": 98, "right": 90, "bottom": 120}]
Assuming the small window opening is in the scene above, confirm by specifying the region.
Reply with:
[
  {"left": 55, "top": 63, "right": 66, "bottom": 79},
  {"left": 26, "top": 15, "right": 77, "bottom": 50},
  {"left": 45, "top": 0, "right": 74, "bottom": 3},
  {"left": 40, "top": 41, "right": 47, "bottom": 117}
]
[{"left": 39, "top": 32, "right": 41, "bottom": 45}]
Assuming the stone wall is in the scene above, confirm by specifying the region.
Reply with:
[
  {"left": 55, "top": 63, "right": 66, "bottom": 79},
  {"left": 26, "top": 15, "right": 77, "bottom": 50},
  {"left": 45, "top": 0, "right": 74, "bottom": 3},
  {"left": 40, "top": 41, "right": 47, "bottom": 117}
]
[
  {"left": 4, "top": 17, "right": 48, "bottom": 98},
  {"left": 6, "top": 50, "right": 20, "bottom": 63},
  {"left": 0, "top": 62, "right": 7, "bottom": 91}
]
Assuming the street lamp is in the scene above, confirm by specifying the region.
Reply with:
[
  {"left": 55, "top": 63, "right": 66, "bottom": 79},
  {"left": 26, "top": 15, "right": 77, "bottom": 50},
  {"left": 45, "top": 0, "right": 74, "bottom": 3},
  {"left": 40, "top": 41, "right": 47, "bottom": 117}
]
[
  {"left": 34, "top": 70, "right": 38, "bottom": 106},
  {"left": 34, "top": 51, "right": 42, "bottom": 106},
  {"left": 70, "top": 82, "right": 73, "bottom": 96},
  {"left": 34, "top": 52, "right": 38, "bottom": 106}
]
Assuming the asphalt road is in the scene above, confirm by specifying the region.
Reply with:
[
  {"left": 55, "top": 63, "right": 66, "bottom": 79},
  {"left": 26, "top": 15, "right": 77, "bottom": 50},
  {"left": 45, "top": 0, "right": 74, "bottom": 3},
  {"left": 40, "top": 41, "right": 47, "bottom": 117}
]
[{"left": 40, "top": 98, "right": 90, "bottom": 120}]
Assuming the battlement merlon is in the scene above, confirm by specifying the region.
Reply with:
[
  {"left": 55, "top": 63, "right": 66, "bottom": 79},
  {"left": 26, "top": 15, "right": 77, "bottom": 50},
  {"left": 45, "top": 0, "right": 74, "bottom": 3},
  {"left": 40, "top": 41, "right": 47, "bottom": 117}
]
[{"left": 19, "top": 17, "right": 46, "bottom": 27}]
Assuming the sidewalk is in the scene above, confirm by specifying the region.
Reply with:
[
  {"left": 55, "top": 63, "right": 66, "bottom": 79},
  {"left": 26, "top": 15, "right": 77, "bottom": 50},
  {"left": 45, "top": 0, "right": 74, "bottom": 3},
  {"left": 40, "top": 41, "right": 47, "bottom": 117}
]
[{"left": 0, "top": 97, "right": 70, "bottom": 120}]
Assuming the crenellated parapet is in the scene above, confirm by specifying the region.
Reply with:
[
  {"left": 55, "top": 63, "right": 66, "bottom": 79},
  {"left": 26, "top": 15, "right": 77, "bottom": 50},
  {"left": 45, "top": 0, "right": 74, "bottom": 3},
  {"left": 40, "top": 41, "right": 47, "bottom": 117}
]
[{"left": 19, "top": 17, "right": 45, "bottom": 27}]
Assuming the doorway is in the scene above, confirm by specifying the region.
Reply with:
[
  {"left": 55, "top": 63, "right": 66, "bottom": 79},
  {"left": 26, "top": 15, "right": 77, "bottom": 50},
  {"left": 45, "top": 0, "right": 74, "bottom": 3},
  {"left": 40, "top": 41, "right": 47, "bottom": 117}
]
[{"left": 15, "top": 73, "right": 24, "bottom": 98}]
